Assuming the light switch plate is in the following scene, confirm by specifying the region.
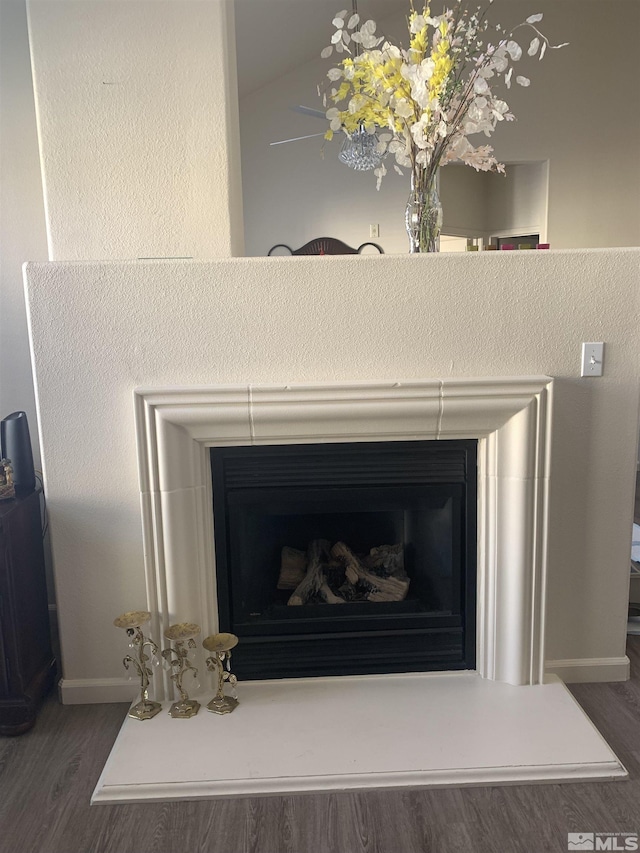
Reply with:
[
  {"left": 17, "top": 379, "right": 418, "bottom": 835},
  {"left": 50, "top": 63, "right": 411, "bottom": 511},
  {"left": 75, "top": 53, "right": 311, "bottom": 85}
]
[{"left": 581, "top": 342, "right": 604, "bottom": 377}]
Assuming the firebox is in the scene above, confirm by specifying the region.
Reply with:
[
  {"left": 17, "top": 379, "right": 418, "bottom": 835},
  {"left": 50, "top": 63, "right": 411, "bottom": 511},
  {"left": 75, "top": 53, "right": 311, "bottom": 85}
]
[{"left": 211, "top": 440, "right": 476, "bottom": 680}]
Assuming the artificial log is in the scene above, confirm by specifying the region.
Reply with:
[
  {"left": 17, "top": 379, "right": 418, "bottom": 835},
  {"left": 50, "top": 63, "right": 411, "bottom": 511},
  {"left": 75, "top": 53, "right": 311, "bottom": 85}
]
[
  {"left": 277, "top": 546, "right": 307, "bottom": 590},
  {"left": 318, "top": 580, "right": 346, "bottom": 605},
  {"left": 330, "top": 541, "right": 410, "bottom": 602},
  {"left": 287, "top": 539, "right": 332, "bottom": 606},
  {"left": 364, "top": 543, "right": 404, "bottom": 575}
]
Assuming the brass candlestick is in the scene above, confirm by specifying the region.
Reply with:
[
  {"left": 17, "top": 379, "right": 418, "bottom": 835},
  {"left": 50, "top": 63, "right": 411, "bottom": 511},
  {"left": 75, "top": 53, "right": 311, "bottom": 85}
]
[
  {"left": 162, "top": 623, "right": 201, "bottom": 718},
  {"left": 114, "top": 610, "right": 162, "bottom": 721},
  {"left": 203, "top": 633, "right": 239, "bottom": 715}
]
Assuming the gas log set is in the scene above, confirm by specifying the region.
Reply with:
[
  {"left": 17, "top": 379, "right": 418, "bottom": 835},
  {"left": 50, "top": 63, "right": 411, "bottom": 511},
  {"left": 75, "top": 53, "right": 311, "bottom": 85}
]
[{"left": 277, "top": 540, "right": 411, "bottom": 606}]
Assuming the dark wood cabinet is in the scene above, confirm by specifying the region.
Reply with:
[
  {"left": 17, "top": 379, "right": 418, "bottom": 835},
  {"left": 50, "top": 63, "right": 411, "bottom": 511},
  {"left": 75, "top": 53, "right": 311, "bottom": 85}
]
[{"left": 0, "top": 489, "right": 55, "bottom": 735}]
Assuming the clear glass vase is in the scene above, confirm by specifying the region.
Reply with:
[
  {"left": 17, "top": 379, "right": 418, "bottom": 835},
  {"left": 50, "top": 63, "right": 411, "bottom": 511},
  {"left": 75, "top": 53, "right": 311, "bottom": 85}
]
[{"left": 405, "top": 169, "right": 443, "bottom": 253}]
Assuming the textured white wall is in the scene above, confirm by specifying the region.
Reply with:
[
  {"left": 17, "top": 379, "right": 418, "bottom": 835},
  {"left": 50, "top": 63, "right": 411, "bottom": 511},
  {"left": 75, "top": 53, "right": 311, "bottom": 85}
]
[
  {"left": 0, "top": 0, "right": 48, "bottom": 461},
  {"left": 23, "top": 250, "right": 640, "bottom": 692},
  {"left": 239, "top": 0, "right": 639, "bottom": 254},
  {"left": 486, "top": 163, "right": 549, "bottom": 241},
  {"left": 27, "top": 0, "right": 244, "bottom": 260}
]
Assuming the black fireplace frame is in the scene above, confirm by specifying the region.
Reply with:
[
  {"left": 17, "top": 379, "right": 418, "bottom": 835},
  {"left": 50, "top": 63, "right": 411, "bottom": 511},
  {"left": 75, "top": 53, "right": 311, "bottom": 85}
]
[{"left": 211, "top": 440, "right": 477, "bottom": 680}]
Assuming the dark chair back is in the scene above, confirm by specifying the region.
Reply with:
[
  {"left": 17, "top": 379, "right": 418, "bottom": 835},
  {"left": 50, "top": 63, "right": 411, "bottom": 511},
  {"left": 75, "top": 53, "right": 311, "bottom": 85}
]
[{"left": 268, "top": 237, "right": 383, "bottom": 256}]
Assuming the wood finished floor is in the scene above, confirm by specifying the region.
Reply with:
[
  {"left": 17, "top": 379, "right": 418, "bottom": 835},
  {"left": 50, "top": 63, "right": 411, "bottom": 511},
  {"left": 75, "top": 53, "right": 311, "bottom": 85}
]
[{"left": 1, "top": 640, "right": 639, "bottom": 853}]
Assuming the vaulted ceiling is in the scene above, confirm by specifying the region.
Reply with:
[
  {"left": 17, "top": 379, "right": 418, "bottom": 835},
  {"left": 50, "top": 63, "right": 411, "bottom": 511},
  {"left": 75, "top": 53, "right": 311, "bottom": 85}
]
[{"left": 234, "top": 0, "right": 403, "bottom": 98}]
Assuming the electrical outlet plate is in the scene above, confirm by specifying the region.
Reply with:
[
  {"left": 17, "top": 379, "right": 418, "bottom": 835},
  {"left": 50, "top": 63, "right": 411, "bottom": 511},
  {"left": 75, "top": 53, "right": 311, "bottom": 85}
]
[
  {"left": 581, "top": 342, "right": 604, "bottom": 377},
  {"left": 370, "top": 224, "right": 379, "bottom": 239}
]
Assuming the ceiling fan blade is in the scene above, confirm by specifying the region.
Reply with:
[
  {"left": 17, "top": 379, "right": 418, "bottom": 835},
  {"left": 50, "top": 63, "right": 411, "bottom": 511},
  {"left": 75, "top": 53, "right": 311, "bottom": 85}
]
[
  {"left": 270, "top": 132, "right": 327, "bottom": 146},
  {"left": 290, "top": 105, "right": 326, "bottom": 120}
]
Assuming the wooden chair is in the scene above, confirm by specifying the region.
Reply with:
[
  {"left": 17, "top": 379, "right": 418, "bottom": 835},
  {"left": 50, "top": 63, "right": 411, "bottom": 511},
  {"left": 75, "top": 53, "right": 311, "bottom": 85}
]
[{"left": 268, "top": 237, "right": 383, "bottom": 256}]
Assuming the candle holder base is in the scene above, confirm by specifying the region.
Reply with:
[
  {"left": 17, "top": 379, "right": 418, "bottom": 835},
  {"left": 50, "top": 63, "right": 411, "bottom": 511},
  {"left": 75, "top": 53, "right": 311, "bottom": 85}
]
[
  {"left": 128, "top": 699, "right": 162, "bottom": 721},
  {"left": 207, "top": 695, "right": 239, "bottom": 715},
  {"left": 168, "top": 698, "right": 200, "bottom": 719}
]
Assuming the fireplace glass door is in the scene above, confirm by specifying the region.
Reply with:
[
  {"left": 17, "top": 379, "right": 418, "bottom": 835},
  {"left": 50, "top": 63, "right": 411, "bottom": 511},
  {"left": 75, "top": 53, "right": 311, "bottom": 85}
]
[{"left": 211, "top": 440, "right": 476, "bottom": 679}]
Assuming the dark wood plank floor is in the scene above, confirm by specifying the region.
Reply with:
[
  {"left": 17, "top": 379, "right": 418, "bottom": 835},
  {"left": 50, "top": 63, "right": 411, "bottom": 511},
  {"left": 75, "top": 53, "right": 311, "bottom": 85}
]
[{"left": 1, "top": 641, "right": 639, "bottom": 853}]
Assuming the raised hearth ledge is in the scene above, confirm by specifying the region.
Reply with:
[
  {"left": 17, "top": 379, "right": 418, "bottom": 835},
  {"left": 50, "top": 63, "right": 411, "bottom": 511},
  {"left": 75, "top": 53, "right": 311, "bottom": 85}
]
[
  {"left": 92, "top": 671, "right": 626, "bottom": 804},
  {"left": 134, "top": 376, "right": 552, "bottom": 695}
]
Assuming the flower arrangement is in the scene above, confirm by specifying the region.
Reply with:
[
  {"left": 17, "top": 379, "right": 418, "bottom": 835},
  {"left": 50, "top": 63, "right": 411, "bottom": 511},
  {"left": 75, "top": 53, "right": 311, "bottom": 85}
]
[{"left": 320, "top": 1, "right": 566, "bottom": 250}]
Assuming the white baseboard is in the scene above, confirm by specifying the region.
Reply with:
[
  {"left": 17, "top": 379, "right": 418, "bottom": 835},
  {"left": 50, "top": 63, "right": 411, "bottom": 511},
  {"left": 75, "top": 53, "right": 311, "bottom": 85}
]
[
  {"left": 59, "top": 658, "right": 632, "bottom": 704},
  {"left": 545, "top": 656, "right": 630, "bottom": 683},
  {"left": 59, "top": 678, "right": 137, "bottom": 705}
]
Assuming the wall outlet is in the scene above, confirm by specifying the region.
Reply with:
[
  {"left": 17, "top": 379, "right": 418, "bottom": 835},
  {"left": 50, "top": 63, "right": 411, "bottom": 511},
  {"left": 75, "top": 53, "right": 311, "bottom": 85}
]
[
  {"left": 581, "top": 342, "right": 604, "bottom": 377},
  {"left": 370, "top": 224, "right": 380, "bottom": 239}
]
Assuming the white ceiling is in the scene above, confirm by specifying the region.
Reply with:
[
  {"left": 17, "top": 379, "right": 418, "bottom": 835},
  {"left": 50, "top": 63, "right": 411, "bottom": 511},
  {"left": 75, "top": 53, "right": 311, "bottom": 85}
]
[{"left": 234, "top": 0, "right": 403, "bottom": 98}]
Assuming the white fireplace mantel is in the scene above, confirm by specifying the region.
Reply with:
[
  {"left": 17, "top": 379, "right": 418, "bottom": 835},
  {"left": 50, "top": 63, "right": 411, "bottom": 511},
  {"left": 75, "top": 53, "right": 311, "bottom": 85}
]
[{"left": 134, "top": 376, "right": 552, "bottom": 692}]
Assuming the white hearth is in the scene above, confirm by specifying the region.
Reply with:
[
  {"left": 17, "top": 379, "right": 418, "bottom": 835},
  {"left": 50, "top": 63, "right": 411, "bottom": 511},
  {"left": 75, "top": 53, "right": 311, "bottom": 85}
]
[{"left": 92, "top": 376, "right": 627, "bottom": 803}]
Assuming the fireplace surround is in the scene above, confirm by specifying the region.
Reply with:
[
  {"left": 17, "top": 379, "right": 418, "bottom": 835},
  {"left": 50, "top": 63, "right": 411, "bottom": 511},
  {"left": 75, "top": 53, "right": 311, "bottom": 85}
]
[{"left": 134, "top": 376, "right": 552, "bottom": 695}]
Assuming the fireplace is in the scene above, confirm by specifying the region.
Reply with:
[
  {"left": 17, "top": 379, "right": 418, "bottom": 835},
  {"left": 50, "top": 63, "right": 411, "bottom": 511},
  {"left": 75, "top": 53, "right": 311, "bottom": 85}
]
[
  {"left": 133, "top": 376, "right": 554, "bottom": 693},
  {"left": 211, "top": 439, "right": 477, "bottom": 679},
  {"left": 90, "top": 375, "right": 628, "bottom": 803}
]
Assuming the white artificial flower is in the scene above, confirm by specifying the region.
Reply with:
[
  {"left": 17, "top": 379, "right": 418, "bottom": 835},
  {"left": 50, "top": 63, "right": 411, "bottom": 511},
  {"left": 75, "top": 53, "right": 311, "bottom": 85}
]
[
  {"left": 491, "top": 99, "right": 509, "bottom": 119},
  {"left": 506, "top": 41, "right": 522, "bottom": 61},
  {"left": 516, "top": 75, "right": 531, "bottom": 86},
  {"left": 348, "top": 95, "right": 367, "bottom": 114},
  {"left": 410, "top": 115, "right": 433, "bottom": 149},
  {"left": 321, "top": 46, "right": 333, "bottom": 59},
  {"left": 361, "top": 33, "right": 379, "bottom": 49},
  {"left": 347, "top": 13, "right": 359, "bottom": 29},
  {"left": 528, "top": 37, "right": 540, "bottom": 57},
  {"left": 395, "top": 99, "right": 414, "bottom": 119},
  {"left": 332, "top": 17, "right": 345, "bottom": 29},
  {"left": 327, "top": 68, "right": 342, "bottom": 81},
  {"left": 374, "top": 161, "right": 387, "bottom": 191},
  {"left": 526, "top": 13, "right": 543, "bottom": 24},
  {"left": 505, "top": 67, "right": 513, "bottom": 88},
  {"left": 490, "top": 49, "right": 508, "bottom": 73}
]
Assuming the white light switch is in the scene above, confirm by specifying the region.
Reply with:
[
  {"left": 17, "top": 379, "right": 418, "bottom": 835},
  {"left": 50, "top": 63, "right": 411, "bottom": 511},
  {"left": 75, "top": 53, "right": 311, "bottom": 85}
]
[
  {"left": 581, "top": 342, "right": 604, "bottom": 377},
  {"left": 370, "top": 224, "right": 380, "bottom": 238}
]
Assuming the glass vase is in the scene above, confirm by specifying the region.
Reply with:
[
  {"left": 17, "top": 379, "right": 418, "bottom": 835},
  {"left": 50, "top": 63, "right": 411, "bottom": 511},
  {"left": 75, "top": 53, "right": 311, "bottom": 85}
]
[{"left": 405, "top": 169, "right": 443, "bottom": 253}]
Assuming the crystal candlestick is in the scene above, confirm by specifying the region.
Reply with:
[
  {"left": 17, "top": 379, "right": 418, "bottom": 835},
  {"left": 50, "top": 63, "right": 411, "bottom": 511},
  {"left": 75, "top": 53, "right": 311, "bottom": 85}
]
[
  {"left": 203, "top": 632, "right": 239, "bottom": 715},
  {"left": 113, "top": 610, "right": 162, "bottom": 721},
  {"left": 162, "top": 623, "right": 201, "bottom": 718}
]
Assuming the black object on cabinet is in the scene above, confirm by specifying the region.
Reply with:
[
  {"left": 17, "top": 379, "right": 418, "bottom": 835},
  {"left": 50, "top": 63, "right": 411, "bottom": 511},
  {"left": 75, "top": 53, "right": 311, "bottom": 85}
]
[
  {"left": 0, "top": 411, "right": 36, "bottom": 496},
  {"left": 0, "top": 489, "right": 55, "bottom": 735}
]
